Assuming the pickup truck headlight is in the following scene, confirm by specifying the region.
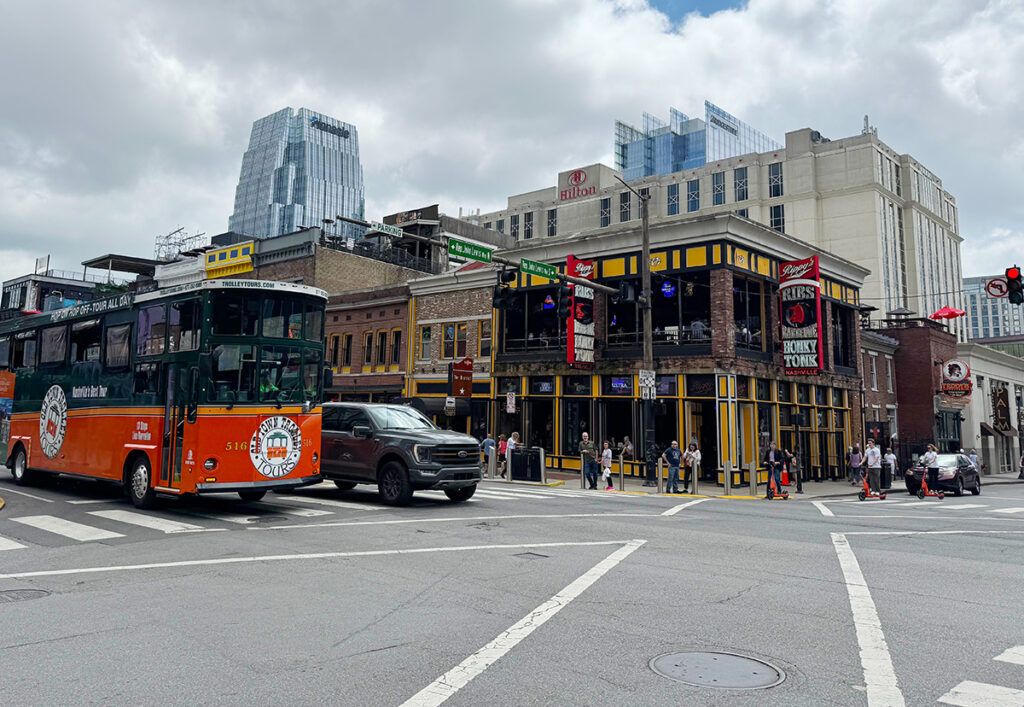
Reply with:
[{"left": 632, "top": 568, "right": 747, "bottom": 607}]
[{"left": 412, "top": 445, "right": 433, "bottom": 464}]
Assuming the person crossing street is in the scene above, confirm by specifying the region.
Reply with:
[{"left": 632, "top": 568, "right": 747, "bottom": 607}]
[{"left": 864, "top": 439, "right": 882, "bottom": 495}]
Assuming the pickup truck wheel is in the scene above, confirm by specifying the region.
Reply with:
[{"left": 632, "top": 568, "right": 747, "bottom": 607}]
[
  {"left": 333, "top": 480, "right": 357, "bottom": 491},
  {"left": 444, "top": 485, "right": 477, "bottom": 503},
  {"left": 378, "top": 462, "right": 413, "bottom": 506}
]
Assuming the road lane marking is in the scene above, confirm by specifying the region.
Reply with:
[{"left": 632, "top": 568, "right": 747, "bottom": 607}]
[
  {"left": 401, "top": 539, "right": 646, "bottom": 707},
  {"left": 0, "top": 487, "right": 55, "bottom": 502},
  {"left": 11, "top": 515, "right": 124, "bottom": 542},
  {"left": 939, "top": 503, "right": 987, "bottom": 510},
  {"left": 0, "top": 535, "right": 27, "bottom": 551},
  {"left": 279, "top": 495, "right": 381, "bottom": 511},
  {"left": 830, "top": 533, "right": 905, "bottom": 707},
  {"left": 846, "top": 530, "right": 1024, "bottom": 536},
  {"left": 995, "top": 645, "right": 1024, "bottom": 666},
  {"left": 180, "top": 511, "right": 259, "bottom": 525},
  {"left": 87, "top": 510, "right": 209, "bottom": 534},
  {"left": 247, "top": 512, "right": 658, "bottom": 532},
  {"left": 66, "top": 499, "right": 116, "bottom": 505},
  {"left": 661, "top": 499, "right": 708, "bottom": 516},
  {"left": 991, "top": 507, "right": 1024, "bottom": 514},
  {"left": 0, "top": 539, "right": 636, "bottom": 580},
  {"left": 937, "top": 680, "right": 1024, "bottom": 706},
  {"left": 812, "top": 501, "right": 835, "bottom": 517},
  {"left": 835, "top": 515, "right": 1024, "bottom": 522},
  {"left": 258, "top": 505, "right": 333, "bottom": 518}
]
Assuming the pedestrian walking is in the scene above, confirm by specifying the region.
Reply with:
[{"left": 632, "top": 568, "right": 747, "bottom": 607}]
[
  {"left": 481, "top": 432, "right": 496, "bottom": 476},
  {"left": 601, "top": 441, "right": 614, "bottom": 490},
  {"left": 662, "top": 441, "right": 682, "bottom": 494},
  {"left": 864, "top": 439, "right": 882, "bottom": 494},
  {"left": 682, "top": 442, "right": 701, "bottom": 494},
  {"left": 848, "top": 444, "right": 864, "bottom": 485},
  {"left": 787, "top": 447, "right": 804, "bottom": 494},
  {"left": 505, "top": 432, "right": 519, "bottom": 479},
  {"left": 580, "top": 432, "right": 599, "bottom": 490},
  {"left": 922, "top": 443, "right": 939, "bottom": 492},
  {"left": 763, "top": 441, "right": 783, "bottom": 498},
  {"left": 497, "top": 434, "right": 508, "bottom": 478},
  {"left": 968, "top": 449, "right": 979, "bottom": 473}
]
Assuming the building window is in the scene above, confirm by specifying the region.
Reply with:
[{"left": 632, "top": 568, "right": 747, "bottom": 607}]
[
  {"left": 733, "top": 277, "right": 764, "bottom": 352},
  {"left": 886, "top": 356, "right": 894, "bottom": 393},
  {"left": 546, "top": 208, "right": 557, "bottom": 237},
  {"left": 667, "top": 183, "right": 679, "bottom": 216},
  {"left": 376, "top": 331, "right": 388, "bottom": 365},
  {"left": 342, "top": 333, "right": 352, "bottom": 366},
  {"left": 363, "top": 333, "right": 373, "bottom": 365},
  {"left": 391, "top": 330, "right": 402, "bottom": 365},
  {"left": 510, "top": 214, "right": 519, "bottom": 239},
  {"left": 712, "top": 171, "right": 725, "bottom": 206},
  {"left": 600, "top": 198, "right": 611, "bottom": 227},
  {"left": 736, "top": 208, "right": 749, "bottom": 218},
  {"left": 418, "top": 326, "right": 431, "bottom": 360},
  {"left": 329, "top": 335, "right": 339, "bottom": 367},
  {"left": 734, "top": 167, "right": 748, "bottom": 201},
  {"left": 496, "top": 219, "right": 504, "bottom": 234},
  {"left": 869, "top": 354, "right": 878, "bottom": 390},
  {"left": 479, "top": 320, "right": 492, "bottom": 358},
  {"left": 769, "top": 162, "right": 784, "bottom": 198},
  {"left": 483, "top": 222, "right": 492, "bottom": 230},
  {"left": 831, "top": 303, "right": 855, "bottom": 369},
  {"left": 687, "top": 179, "right": 699, "bottom": 212},
  {"left": 770, "top": 204, "right": 785, "bottom": 233},
  {"left": 524, "top": 211, "right": 534, "bottom": 240},
  {"left": 619, "top": 192, "right": 631, "bottom": 222},
  {"left": 442, "top": 323, "right": 468, "bottom": 359}
]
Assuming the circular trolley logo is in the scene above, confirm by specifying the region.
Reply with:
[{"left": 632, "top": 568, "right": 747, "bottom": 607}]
[
  {"left": 249, "top": 416, "right": 302, "bottom": 478},
  {"left": 39, "top": 385, "right": 68, "bottom": 459}
]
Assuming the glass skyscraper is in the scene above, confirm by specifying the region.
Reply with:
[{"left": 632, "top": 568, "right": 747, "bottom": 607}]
[
  {"left": 229, "top": 107, "right": 365, "bottom": 239},
  {"left": 614, "top": 101, "right": 781, "bottom": 181}
]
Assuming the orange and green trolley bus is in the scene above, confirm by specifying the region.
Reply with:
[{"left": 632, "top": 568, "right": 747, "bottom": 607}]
[{"left": 0, "top": 279, "right": 327, "bottom": 507}]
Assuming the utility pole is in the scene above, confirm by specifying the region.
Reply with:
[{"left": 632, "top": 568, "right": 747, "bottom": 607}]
[{"left": 615, "top": 176, "right": 656, "bottom": 484}]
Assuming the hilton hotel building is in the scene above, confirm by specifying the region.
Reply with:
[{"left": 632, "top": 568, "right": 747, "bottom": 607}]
[{"left": 472, "top": 126, "right": 965, "bottom": 340}]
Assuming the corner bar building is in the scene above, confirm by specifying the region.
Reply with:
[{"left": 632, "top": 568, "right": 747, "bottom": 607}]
[{"left": 487, "top": 213, "right": 868, "bottom": 485}]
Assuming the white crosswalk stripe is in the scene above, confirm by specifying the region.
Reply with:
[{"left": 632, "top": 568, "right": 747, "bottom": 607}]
[
  {"left": 86, "top": 510, "right": 208, "bottom": 534},
  {"left": 258, "top": 505, "right": 334, "bottom": 518},
  {"left": 991, "top": 507, "right": 1024, "bottom": 514},
  {"left": 179, "top": 510, "right": 260, "bottom": 525},
  {"left": 994, "top": 645, "right": 1024, "bottom": 666},
  {"left": 278, "top": 495, "right": 382, "bottom": 511},
  {"left": 937, "top": 680, "right": 1024, "bottom": 706},
  {"left": 0, "top": 535, "right": 27, "bottom": 551},
  {"left": 937, "top": 503, "right": 988, "bottom": 510},
  {"left": 12, "top": 515, "right": 124, "bottom": 542}
]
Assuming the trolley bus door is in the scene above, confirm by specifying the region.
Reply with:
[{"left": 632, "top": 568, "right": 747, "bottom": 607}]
[{"left": 161, "top": 363, "right": 193, "bottom": 489}]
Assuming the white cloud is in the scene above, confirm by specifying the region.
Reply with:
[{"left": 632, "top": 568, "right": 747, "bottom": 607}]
[{"left": 0, "top": 0, "right": 1020, "bottom": 283}]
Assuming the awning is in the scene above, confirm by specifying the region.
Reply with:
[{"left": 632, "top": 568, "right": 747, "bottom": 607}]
[
  {"left": 998, "top": 426, "right": 1018, "bottom": 438},
  {"left": 980, "top": 422, "right": 997, "bottom": 437},
  {"left": 399, "top": 396, "right": 471, "bottom": 417}
]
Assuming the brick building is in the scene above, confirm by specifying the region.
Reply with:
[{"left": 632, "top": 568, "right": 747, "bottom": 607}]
[
  {"left": 860, "top": 330, "right": 899, "bottom": 450},
  {"left": 324, "top": 285, "right": 409, "bottom": 402}
]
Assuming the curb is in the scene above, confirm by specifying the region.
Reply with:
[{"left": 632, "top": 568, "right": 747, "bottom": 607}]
[{"left": 481, "top": 479, "right": 566, "bottom": 488}]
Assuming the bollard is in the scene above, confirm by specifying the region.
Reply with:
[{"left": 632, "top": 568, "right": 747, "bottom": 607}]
[
  {"left": 539, "top": 448, "right": 547, "bottom": 485},
  {"left": 580, "top": 455, "right": 586, "bottom": 489},
  {"left": 748, "top": 461, "right": 757, "bottom": 496},
  {"left": 618, "top": 454, "right": 625, "bottom": 492},
  {"left": 692, "top": 463, "right": 699, "bottom": 496},
  {"left": 657, "top": 457, "right": 664, "bottom": 495},
  {"left": 724, "top": 460, "right": 733, "bottom": 495},
  {"left": 487, "top": 451, "right": 497, "bottom": 480}
]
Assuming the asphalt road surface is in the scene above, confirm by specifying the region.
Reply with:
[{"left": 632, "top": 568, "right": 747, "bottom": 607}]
[{"left": 1, "top": 474, "right": 1023, "bottom": 706}]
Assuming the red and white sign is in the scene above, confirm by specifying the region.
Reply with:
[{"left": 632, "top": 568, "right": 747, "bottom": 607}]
[
  {"left": 941, "top": 358, "right": 972, "bottom": 398},
  {"left": 779, "top": 255, "right": 823, "bottom": 375},
  {"left": 558, "top": 166, "right": 598, "bottom": 202},
  {"left": 566, "top": 255, "right": 595, "bottom": 369},
  {"left": 986, "top": 277, "right": 1008, "bottom": 298},
  {"left": 450, "top": 357, "right": 474, "bottom": 398}
]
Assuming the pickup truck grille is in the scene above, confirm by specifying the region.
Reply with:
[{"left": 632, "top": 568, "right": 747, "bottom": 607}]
[{"left": 432, "top": 445, "right": 481, "bottom": 466}]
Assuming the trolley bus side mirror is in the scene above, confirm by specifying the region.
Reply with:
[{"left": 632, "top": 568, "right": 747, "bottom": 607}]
[{"left": 187, "top": 367, "right": 199, "bottom": 423}]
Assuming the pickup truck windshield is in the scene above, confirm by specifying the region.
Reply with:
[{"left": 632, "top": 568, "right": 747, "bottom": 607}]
[{"left": 368, "top": 406, "right": 435, "bottom": 430}]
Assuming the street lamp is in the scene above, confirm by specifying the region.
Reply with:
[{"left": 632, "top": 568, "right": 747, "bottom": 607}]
[{"left": 614, "top": 175, "right": 656, "bottom": 484}]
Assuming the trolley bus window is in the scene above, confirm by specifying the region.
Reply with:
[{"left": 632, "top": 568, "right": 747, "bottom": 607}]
[
  {"left": 40, "top": 325, "right": 67, "bottom": 366},
  {"left": 210, "top": 292, "right": 259, "bottom": 337},
  {"left": 259, "top": 346, "right": 302, "bottom": 402},
  {"left": 210, "top": 344, "right": 256, "bottom": 403},
  {"left": 262, "top": 298, "right": 303, "bottom": 339},
  {"left": 303, "top": 348, "right": 322, "bottom": 402},
  {"left": 137, "top": 305, "right": 167, "bottom": 357},
  {"left": 169, "top": 299, "right": 201, "bottom": 352},
  {"left": 11, "top": 334, "right": 35, "bottom": 370},
  {"left": 104, "top": 324, "right": 131, "bottom": 369},
  {"left": 134, "top": 362, "right": 162, "bottom": 396},
  {"left": 71, "top": 319, "right": 101, "bottom": 363},
  {"left": 305, "top": 306, "right": 323, "bottom": 342}
]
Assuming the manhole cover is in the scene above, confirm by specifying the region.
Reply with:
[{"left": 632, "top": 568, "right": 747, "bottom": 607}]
[
  {"left": 650, "top": 651, "right": 784, "bottom": 690},
  {"left": 0, "top": 589, "right": 51, "bottom": 603}
]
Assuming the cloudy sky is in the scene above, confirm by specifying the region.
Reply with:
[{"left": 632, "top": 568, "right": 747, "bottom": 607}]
[{"left": 1, "top": 0, "right": 1021, "bottom": 284}]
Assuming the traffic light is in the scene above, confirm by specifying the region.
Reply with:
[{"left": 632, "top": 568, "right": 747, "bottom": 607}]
[
  {"left": 556, "top": 284, "right": 572, "bottom": 319},
  {"left": 498, "top": 269, "right": 518, "bottom": 286},
  {"left": 492, "top": 268, "right": 520, "bottom": 309},
  {"left": 611, "top": 281, "right": 636, "bottom": 305},
  {"left": 1007, "top": 265, "right": 1023, "bottom": 305}
]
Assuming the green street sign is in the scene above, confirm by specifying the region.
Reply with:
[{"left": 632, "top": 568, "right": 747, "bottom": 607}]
[
  {"left": 447, "top": 238, "right": 493, "bottom": 263},
  {"left": 521, "top": 258, "right": 557, "bottom": 280}
]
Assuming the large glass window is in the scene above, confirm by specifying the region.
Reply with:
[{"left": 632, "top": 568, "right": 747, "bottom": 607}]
[
  {"left": 70, "top": 319, "right": 101, "bottom": 363},
  {"left": 712, "top": 171, "right": 725, "bottom": 205},
  {"left": 687, "top": 179, "right": 700, "bottom": 212},
  {"left": 479, "top": 320, "right": 491, "bottom": 358},
  {"left": 104, "top": 324, "right": 131, "bottom": 369},
  {"left": 418, "top": 326, "right": 431, "bottom": 359},
  {"left": 524, "top": 211, "right": 534, "bottom": 240},
  {"left": 496, "top": 219, "right": 504, "bottom": 234},
  {"left": 137, "top": 305, "right": 167, "bottom": 356},
  {"left": 211, "top": 292, "right": 259, "bottom": 336},
  {"left": 561, "top": 399, "right": 592, "bottom": 456},
  {"left": 619, "top": 192, "right": 631, "bottom": 222},
  {"left": 40, "top": 326, "right": 67, "bottom": 365},
  {"left": 510, "top": 214, "right": 520, "bottom": 239},
  {"left": 733, "top": 277, "right": 765, "bottom": 352},
  {"left": 667, "top": 183, "right": 679, "bottom": 216},
  {"left": 391, "top": 330, "right": 402, "bottom": 365},
  {"left": 502, "top": 288, "right": 564, "bottom": 352},
  {"left": 441, "top": 322, "right": 467, "bottom": 359},
  {"left": 210, "top": 344, "right": 256, "bottom": 402},
  {"left": 769, "top": 162, "right": 784, "bottom": 197},
  {"left": 607, "top": 272, "right": 711, "bottom": 346},
  {"left": 770, "top": 204, "right": 785, "bottom": 233},
  {"left": 600, "top": 198, "right": 611, "bottom": 227},
  {"left": 260, "top": 347, "right": 302, "bottom": 402},
  {"left": 168, "top": 299, "right": 200, "bottom": 352},
  {"left": 831, "top": 303, "right": 856, "bottom": 369},
  {"left": 546, "top": 208, "right": 557, "bottom": 237},
  {"left": 12, "top": 334, "right": 36, "bottom": 370},
  {"left": 734, "top": 167, "right": 748, "bottom": 201},
  {"left": 363, "top": 332, "right": 373, "bottom": 365},
  {"left": 376, "top": 331, "right": 388, "bottom": 365}
]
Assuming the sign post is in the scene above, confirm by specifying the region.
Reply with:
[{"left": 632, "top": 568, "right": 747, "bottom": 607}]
[
  {"left": 639, "top": 369, "right": 656, "bottom": 400},
  {"left": 506, "top": 391, "right": 516, "bottom": 414}
]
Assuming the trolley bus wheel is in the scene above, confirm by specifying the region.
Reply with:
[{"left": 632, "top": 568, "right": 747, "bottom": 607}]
[
  {"left": 378, "top": 462, "right": 413, "bottom": 506},
  {"left": 10, "top": 447, "right": 33, "bottom": 486},
  {"left": 238, "top": 490, "right": 267, "bottom": 502},
  {"left": 127, "top": 455, "right": 157, "bottom": 509}
]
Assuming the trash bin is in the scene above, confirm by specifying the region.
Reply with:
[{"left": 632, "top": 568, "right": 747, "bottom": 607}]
[
  {"left": 510, "top": 447, "right": 543, "bottom": 482},
  {"left": 881, "top": 464, "right": 892, "bottom": 491}
]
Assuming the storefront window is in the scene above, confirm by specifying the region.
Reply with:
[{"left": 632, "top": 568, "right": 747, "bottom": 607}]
[
  {"left": 562, "top": 376, "right": 592, "bottom": 396},
  {"left": 736, "top": 376, "right": 749, "bottom": 399},
  {"left": 733, "top": 276, "right": 764, "bottom": 351},
  {"left": 756, "top": 378, "right": 772, "bottom": 401},
  {"left": 607, "top": 272, "right": 711, "bottom": 346},
  {"left": 656, "top": 375, "right": 677, "bottom": 397},
  {"left": 529, "top": 376, "right": 555, "bottom": 395},
  {"left": 797, "top": 384, "right": 811, "bottom": 405},
  {"left": 778, "top": 381, "right": 792, "bottom": 402},
  {"left": 602, "top": 375, "right": 633, "bottom": 396},
  {"left": 503, "top": 288, "right": 565, "bottom": 352},
  {"left": 561, "top": 399, "right": 592, "bottom": 455},
  {"left": 815, "top": 386, "right": 827, "bottom": 406},
  {"left": 686, "top": 374, "right": 715, "bottom": 398},
  {"left": 498, "top": 377, "right": 521, "bottom": 394}
]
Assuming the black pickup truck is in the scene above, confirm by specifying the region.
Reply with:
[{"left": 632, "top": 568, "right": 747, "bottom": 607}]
[{"left": 320, "top": 402, "right": 482, "bottom": 505}]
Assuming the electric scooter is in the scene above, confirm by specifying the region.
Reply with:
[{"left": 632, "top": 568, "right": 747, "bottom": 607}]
[
  {"left": 917, "top": 468, "right": 945, "bottom": 500},
  {"left": 766, "top": 465, "right": 789, "bottom": 500},
  {"left": 857, "top": 470, "right": 886, "bottom": 501}
]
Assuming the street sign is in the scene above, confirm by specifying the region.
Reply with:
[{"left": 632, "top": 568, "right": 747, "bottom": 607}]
[
  {"left": 638, "top": 368, "right": 656, "bottom": 401},
  {"left": 450, "top": 357, "right": 474, "bottom": 398},
  {"left": 640, "top": 387, "right": 655, "bottom": 400},
  {"left": 986, "top": 277, "right": 1008, "bottom": 298},
  {"left": 447, "top": 238, "right": 493, "bottom": 263},
  {"left": 444, "top": 396, "right": 456, "bottom": 416},
  {"left": 521, "top": 258, "right": 557, "bottom": 280},
  {"left": 506, "top": 391, "right": 516, "bottom": 414},
  {"left": 368, "top": 221, "right": 404, "bottom": 238}
]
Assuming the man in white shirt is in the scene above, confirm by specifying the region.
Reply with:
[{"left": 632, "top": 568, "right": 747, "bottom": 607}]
[{"left": 864, "top": 439, "right": 882, "bottom": 494}]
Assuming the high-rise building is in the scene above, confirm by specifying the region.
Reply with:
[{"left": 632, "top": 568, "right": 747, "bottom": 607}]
[
  {"left": 614, "top": 101, "right": 781, "bottom": 180},
  {"left": 964, "top": 275, "right": 1024, "bottom": 339},
  {"left": 228, "top": 107, "right": 365, "bottom": 239}
]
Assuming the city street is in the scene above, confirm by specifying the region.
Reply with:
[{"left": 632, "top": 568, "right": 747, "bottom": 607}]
[{"left": 1, "top": 476, "right": 1022, "bottom": 706}]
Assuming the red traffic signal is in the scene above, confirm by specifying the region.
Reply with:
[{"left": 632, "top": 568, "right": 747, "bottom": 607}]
[
  {"left": 1007, "top": 265, "right": 1024, "bottom": 305},
  {"left": 1007, "top": 266, "right": 1021, "bottom": 280}
]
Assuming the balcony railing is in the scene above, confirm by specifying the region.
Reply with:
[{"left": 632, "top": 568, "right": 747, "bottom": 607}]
[{"left": 321, "top": 238, "right": 440, "bottom": 274}]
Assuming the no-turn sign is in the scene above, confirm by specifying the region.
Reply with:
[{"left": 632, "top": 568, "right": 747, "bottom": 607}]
[{"left": 986, "top": 277, "right": 1008, "bottom": 298}]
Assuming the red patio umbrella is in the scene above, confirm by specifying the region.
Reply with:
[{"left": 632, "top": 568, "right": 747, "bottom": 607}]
[{"left": 929, "top": 306, "right": 965, "bottom": 320}]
